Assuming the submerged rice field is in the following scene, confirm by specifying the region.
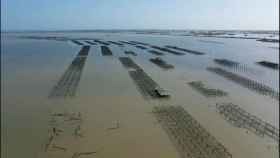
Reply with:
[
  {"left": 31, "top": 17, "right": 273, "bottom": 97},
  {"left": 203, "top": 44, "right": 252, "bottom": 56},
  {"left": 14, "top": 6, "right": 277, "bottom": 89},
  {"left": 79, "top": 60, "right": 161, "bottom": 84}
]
[{"left": 1, "top": 31, "right": 279, "bottom": 158}]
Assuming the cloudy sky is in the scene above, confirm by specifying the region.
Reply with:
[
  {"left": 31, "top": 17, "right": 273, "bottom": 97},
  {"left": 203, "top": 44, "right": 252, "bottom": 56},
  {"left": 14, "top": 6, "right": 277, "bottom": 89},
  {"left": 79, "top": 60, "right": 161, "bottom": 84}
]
[{"left": 1, "top": 0, "right": 279, "bottom": 30}]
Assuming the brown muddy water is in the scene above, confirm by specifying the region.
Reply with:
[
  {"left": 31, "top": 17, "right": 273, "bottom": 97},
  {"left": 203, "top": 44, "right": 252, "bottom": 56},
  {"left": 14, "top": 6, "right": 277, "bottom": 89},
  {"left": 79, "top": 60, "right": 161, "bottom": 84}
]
[{"left": 1, "top": 32, "right": 279, "bottom": 158}]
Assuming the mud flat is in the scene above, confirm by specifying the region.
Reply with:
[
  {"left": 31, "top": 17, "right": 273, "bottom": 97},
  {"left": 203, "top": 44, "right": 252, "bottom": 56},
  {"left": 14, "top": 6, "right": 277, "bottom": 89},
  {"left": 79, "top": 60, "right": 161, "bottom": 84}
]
[
  {"left": 216, "top": 103, "right": 279, "bottom": 142},
  {"left": 119, "top": 57, "right": 141, "bottom": 70},
  {"left": 188, "top": 81, "right": 228, "bottom": 97},
  {"left": 148, "top": 50, "right": 164, "bottom": 56},
  {"left": 94, "top": 40, "right": 110, "bottom": 45},
  {"left": 124, "top": 51, "right": 137, "bottom": 56},
  {"left": 207, "top": 67, "right": 279, "bottom": 100},
  {"left": 150, "top": 45, "right": 185, "bottom": 55},
  {"left": 101, "top": 46, "right": 113, "bottom": 56},
  {"left": 71, "top": 40, "right": 84, "bottom": 46},
  {"left": 49, "top": 46, "right": 90, "bottom": 98},
  {"left": 153, "top": 106, "right": 232, "bottom": 158},
  {"left": 150, "top": 57, "right": 174, "bottom": 69},
  {"left": 256, "top": 61, "right": 279, "bottom": 70},
  {"left": 165, "top": 45, "right": 205, "bottom": 55},
  {"left": 84, "top": 41, "right": 97, "bottom": 45}
]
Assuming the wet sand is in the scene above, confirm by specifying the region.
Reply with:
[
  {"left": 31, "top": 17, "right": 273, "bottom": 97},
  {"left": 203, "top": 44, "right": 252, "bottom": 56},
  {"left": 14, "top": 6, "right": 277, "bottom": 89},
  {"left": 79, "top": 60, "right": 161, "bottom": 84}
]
[{"left": 1, "top": 32, "right": 279, "bottom": 158}]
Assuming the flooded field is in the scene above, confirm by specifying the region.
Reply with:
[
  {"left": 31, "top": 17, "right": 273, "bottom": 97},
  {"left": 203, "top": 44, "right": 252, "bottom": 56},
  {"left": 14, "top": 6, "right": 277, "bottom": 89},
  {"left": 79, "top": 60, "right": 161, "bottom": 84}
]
[{"left": 1, "top": 31, "right": 279, "bottom": 158}]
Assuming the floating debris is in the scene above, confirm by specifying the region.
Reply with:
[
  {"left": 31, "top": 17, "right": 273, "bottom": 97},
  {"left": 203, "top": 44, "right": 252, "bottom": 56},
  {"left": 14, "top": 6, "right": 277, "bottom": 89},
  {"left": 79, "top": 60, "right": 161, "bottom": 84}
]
[
  {"left": 150, "top": 57, "right": 174, "bottom": 69},
  {"left": 124, "top": 51, "right": 137, "bottom": 56},
  {"left": 207, "top": 67, "right": 279, "bottom": 100},
  {"left": 129, "top": 69, "right": 170, "bottom": 99},
  {"left": 49, "top": 46, "right": 90, "bottom": 98},
  {"left": 188, "top": 81, "right": 228, "bottom": 97},
  {"left": 165, "top": 45, "right": 205, "bottom": 55},
  {"left": 148, "top": 50, "right": 164, "bottom": 56},
  {"left": 150, "top": 45, "right": 185, "bottom": 55},
  {"left": 257, "top": 61, "right": 279, "bottom": 70},
  {"left": 84, "top": 41, "right": 97, "bottom": 45},
  {"left": 216, "top": 103, "right": 279, "bottom": 142},
  {"left": 101, "top": 46, "right": 113, "bottom": 56},
  {"left": 94, "top": 39, "right": 110, "bottom": 45},
  {"left": 107, "top": 41, "right": 124, "bottom": 46},
  {"left": 153, "top": 106, "right": 232, "bottom": 158},
  {"left": 119, "top": 57, "right": 141, "bottom": 70}
]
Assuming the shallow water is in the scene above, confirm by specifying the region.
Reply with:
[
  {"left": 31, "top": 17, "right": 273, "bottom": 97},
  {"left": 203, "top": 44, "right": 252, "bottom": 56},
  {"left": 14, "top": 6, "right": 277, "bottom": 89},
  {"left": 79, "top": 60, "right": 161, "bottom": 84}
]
[{"left": 1, "top": 32, "right": 279, "bottom": 158}]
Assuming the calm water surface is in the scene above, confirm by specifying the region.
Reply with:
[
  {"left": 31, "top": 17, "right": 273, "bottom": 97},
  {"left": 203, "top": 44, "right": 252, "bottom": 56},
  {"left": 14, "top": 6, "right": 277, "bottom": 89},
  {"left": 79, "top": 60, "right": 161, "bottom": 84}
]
[{"left": 1, "top": 32, "right": 279, "bottom": 158}]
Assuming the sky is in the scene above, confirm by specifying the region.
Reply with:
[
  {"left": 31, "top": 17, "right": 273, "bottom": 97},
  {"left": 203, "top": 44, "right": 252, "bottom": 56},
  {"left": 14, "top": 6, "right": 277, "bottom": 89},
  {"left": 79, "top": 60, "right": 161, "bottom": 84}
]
[{"left": 1, "top": 0, "right": 279, "bottom": 31}]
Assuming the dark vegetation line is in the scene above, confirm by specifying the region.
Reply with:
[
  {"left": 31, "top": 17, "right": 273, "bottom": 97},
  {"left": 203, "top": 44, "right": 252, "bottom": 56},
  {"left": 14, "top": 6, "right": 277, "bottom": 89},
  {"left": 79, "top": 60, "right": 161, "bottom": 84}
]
[
  {"left": 119, "top": 57, "right": 169, "bottom": 99},
  {"left": 85, "top": 41, "right": 97, "bottom": 45},
  {"left": 149, "top": 57, "right": 174, "bottom": 69},
  {"left": 49, "top": 46, "right": 90, "bottom": 98},
  {"left": 216, "top": 103, "right": 279, "bottom": 142},
  {"left": 101, "top": 46, "right": 113, "bottom": 56},
  {"left": 188, "top": 81, "right": 228, "bottom": 97},
  {"left": 150, "top": 45, "right": 185, "bottom": 55},
  {"left": 207, "top": 67, "right": 279, "bottom": 100},
  {"left": 148, "top": 50, "right": 164, "bottom": 56},
  {"left": 153, "top": 106, "right": 232, "bottom": 158},
  {"left": 94, "top": 40, "right": 110, "bottom": 46},
  {"left": 71, "top": 40, "right": 84, "bottom": 46},
  {"left": 256, "top": 61, "right": 279, "bottom": 70},
  {"left": 165, "top": 45, "right": 205, "bottom": 55}
]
